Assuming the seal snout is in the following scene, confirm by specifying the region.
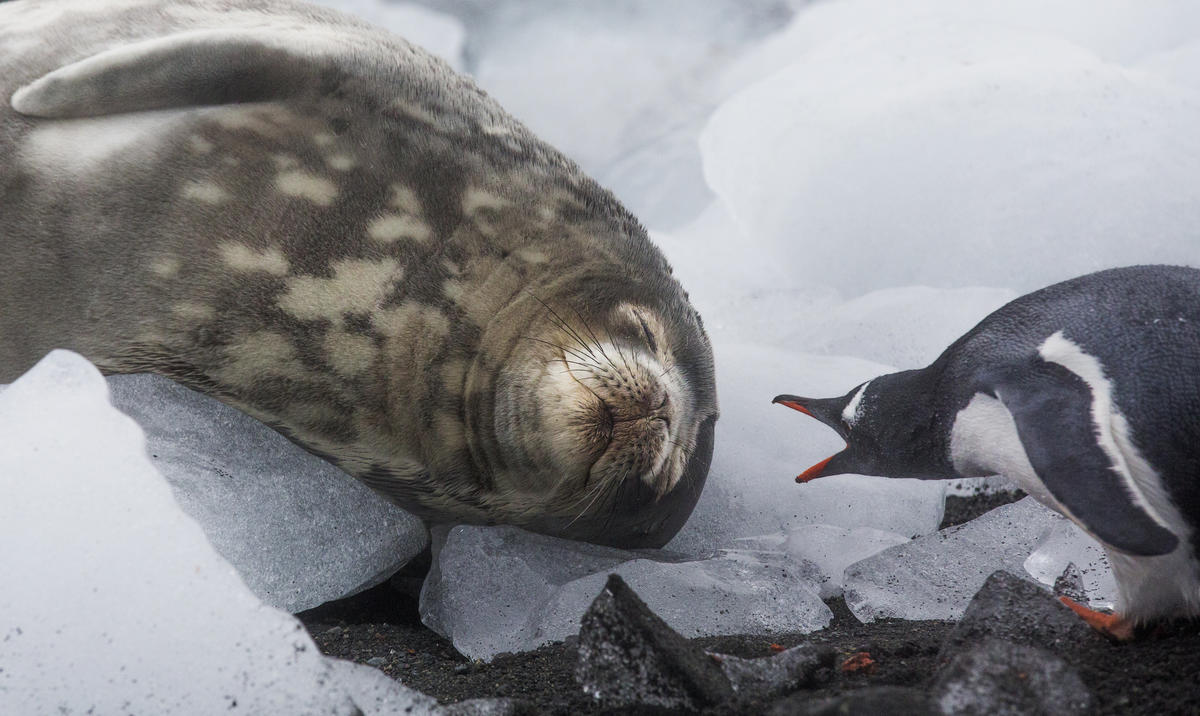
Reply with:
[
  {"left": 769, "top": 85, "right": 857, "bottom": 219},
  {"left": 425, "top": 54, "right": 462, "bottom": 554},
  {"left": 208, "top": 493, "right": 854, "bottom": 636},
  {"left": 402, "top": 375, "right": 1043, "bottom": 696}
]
[{"left": 567, "top": 348, "right": 681, "bottom": 496}]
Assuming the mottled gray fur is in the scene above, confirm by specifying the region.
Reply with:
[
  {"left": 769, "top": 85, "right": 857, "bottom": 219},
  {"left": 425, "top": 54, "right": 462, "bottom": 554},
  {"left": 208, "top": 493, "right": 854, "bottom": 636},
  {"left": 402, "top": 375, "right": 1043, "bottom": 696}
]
[{"left": 0, "top": 0, "right": 717, "bottom": 547}]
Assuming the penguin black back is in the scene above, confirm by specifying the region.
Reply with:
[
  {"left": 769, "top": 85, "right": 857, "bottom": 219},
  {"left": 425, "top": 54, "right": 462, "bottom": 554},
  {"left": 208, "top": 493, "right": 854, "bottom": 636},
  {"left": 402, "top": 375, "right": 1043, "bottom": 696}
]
[{"left": 777, "top": 265, "right": 1200, "bottom": 562}]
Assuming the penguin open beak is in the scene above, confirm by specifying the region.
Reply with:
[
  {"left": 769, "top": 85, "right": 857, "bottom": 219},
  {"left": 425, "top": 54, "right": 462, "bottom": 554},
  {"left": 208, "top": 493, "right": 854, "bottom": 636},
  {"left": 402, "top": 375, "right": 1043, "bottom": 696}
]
[{"left": 772, "top": 394, "right": 851, "bottom": 483}]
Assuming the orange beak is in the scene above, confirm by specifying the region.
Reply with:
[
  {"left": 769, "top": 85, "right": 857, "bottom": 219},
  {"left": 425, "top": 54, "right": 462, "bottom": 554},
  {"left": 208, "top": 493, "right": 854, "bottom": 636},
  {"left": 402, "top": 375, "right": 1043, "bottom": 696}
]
[{"left": 772, "top": 394, "right": 844, "bottom": 484}]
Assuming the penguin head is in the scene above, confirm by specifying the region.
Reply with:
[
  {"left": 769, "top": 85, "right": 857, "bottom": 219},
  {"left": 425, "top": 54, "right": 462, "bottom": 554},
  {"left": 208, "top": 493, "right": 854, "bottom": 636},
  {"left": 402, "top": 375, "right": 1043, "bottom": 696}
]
[{"left": 773, "top": 370, "right": 955, "bottom": 483}]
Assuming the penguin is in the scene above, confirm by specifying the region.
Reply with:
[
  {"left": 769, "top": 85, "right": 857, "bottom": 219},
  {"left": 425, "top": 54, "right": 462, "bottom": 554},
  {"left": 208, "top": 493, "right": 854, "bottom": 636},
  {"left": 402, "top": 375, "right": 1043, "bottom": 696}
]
[{"left": 774, "top": 265, "right": 1200, "bottom": 639}]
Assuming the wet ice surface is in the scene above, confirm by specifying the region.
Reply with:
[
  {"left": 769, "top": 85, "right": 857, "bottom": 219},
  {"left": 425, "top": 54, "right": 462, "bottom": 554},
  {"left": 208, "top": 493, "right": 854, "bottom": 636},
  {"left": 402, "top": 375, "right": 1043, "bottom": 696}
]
[
  {"left": 843, "top": 498, "right": 1065, "bottom": 622},
  {"left": 0, "top": 351, "right": 436, "bottom": 716},
  {"left": 108, "top": 374, "right": 429, "bottom": 614},
  {"left": 737, "top": 525, "right": 912, "bottom": 600},
  {"left": 1023, "top": 521, "right": 1118, "bottom": 611},
  {"left": 421, "top": 525, "right": 832, "bottom": 662}
]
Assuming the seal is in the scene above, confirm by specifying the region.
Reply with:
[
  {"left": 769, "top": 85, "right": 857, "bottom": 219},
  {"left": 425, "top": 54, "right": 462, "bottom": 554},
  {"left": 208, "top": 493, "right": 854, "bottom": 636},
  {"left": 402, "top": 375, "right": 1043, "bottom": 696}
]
[{"left": 0, "top": 0, "right": 718, "bottom": 548}]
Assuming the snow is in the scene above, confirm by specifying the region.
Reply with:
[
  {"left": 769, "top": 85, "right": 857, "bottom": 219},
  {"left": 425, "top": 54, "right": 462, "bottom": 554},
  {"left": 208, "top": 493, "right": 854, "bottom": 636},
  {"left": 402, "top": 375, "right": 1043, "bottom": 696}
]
[
  {"left": 700, "top": 0, "right": 1200, "bottom": 296},
  {"left": 420, "top": 525, "right": 831, "bottom": 662},
  {"left": 0, "top": 350, "right": 435, "bottom": 716},
  {"left": 107, "top": 374, "right": 428, "bottom": 613}
]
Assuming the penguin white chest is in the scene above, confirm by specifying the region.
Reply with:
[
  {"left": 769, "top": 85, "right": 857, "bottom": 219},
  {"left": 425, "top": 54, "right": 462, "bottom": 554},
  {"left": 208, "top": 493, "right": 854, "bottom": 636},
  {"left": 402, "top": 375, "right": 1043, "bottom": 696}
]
[
  {"left": 948, "top": 392, "right": 1065, "bottom": 511},
  {"left": 946, "top": 330, "right": 1200, "bottom": 620}
]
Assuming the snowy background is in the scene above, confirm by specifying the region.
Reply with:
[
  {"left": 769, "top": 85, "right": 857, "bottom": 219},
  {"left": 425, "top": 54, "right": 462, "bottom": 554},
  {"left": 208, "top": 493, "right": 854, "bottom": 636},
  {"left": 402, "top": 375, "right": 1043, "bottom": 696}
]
[{"left": 3, "top": 0, "right": 1197, "bottom": 712}]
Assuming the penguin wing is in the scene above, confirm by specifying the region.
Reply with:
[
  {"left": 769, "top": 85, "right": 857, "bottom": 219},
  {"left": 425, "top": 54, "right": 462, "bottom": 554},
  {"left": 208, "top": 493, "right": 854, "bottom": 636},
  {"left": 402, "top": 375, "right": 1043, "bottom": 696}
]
[
  {"left": 12, "top": 28, "right": 356, "bottom": 119},
  {"left": 995, "top": 361, "right": 1179, "bottom": 556}
]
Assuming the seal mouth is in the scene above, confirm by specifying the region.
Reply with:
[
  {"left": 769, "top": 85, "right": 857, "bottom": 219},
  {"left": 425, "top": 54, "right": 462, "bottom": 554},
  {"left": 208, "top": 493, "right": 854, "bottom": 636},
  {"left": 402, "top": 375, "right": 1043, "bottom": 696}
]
[{"left": 561, "top": 347, "right": 681, "bottom": 498}]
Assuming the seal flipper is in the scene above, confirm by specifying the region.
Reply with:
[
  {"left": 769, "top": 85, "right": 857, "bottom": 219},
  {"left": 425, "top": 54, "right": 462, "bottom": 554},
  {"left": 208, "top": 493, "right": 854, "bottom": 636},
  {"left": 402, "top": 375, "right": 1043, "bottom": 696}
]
[
  {"left": 12, "top": 30, "right": 335, "bottom": 118},
  {"left": 995, "top": 363, "right": 1179, "bottom": 556}
]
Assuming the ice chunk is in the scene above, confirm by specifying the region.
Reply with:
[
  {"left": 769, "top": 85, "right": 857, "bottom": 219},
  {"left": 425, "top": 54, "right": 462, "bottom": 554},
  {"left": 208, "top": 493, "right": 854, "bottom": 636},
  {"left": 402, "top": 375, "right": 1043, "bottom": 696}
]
[
  {"left": 437, "top": 0, "right": 794, "bottom": 228},
  {"left": 667, "top": 342, "right": 946, "bottom": 555},
  {"left": 108, "top": 373, "right": 428, "bottom": 613},
  {"left": 738, "top": 525, "right": 912, "bottom": 599},
  {"left": 313, "top": 0, "right": 466, "bottom": 68},
  {"left": 421, "top": 525, "right": 831, "bottom": 662},
  {"left": 843, "top": 497, "right": 1063, "bottom": 622},
  {"left": 326, "top": 660, "right": 439, "bottom": 715},
  {"left": 0, "top": 350, "right": 389, "bottom": 714},
  {"left": 1023, "top": 520, "right": 1118, "bottom": 611},
  {"left": 701, "top": 2, "right": 1200, "bottom": 295}
]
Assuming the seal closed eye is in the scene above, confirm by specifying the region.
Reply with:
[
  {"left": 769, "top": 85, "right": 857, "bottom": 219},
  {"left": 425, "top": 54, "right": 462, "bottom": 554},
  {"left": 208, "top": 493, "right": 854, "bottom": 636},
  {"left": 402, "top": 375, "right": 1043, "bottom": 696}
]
[{"left": 0, "top": 0, "right": 718, "bottom": 548}]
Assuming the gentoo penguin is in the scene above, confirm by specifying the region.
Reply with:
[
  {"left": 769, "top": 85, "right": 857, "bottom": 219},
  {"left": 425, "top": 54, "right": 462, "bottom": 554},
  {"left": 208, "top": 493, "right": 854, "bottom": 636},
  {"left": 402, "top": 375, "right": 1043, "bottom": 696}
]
[{"left": 774, "top": 265, "right": 1200, "bottom": 639}]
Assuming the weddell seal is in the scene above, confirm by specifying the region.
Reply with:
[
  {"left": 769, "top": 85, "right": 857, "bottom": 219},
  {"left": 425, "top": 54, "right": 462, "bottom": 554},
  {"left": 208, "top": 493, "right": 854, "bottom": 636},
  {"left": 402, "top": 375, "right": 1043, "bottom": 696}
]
[
  {"left": 774, "top": 266, "right": 1200, "bottom": 637},
  {"left": 0, "top": 0, "right": 717, "bottom": 548}
]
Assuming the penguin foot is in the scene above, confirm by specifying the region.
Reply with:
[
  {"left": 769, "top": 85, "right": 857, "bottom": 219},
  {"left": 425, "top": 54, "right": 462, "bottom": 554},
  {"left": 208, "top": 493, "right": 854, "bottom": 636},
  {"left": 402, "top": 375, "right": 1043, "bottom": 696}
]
[{"left": 1058, "top": 596, "right": 1135, "bottom": 641}]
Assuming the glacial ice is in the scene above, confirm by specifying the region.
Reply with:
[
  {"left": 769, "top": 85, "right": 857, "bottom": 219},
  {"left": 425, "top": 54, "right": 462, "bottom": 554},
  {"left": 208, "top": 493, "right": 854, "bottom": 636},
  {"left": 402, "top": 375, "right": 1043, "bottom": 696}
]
[
  {"left": 737, "top": 524, "right": 912, "bottom": 599},
  {"left": 438, "top": 0, "right": 795, "bottom": 228},
  {"left": 700, "top": 0, "right": 1200, "bottom": 295},
  {"left": 328, "top": 660, "right": 440, "bottom": 715},
  {"left": 1023, "top": 520, "right": 1118, "bottom": 611},
  {"left": 420, "top": 525, "right": 832, "bottom": 662},
  {"left": 108, "top": 373, "right": 429, "bottom": 614},
  {"left": 843, "top": 498, "right": 1065, "bottom": 622},
  {"left": 0, "top": 350, "right": 433, "bottom": 715}
]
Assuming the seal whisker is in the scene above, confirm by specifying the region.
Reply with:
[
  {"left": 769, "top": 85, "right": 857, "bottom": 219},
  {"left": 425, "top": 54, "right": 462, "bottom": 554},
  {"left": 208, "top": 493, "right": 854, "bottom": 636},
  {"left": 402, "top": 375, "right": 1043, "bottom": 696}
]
[
  {"left": 566, "top": 301, "right": 614, "bottom": 365},
  {"left": 565, "top": 473, "right": 617, "bottom": 528},
  {"left": 518, "top": 335, "right": 594, "bottom": 365},
  {"left": 524, "top": 289, "right": 598, "bottom": 359}
]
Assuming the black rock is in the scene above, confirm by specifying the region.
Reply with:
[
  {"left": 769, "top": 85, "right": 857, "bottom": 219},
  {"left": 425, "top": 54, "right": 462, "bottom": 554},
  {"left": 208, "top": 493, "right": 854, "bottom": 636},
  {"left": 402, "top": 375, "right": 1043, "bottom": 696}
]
[
  {"left": 939, "top": 570, "right": 1107, "bottom": 662},
  {"left": 769, "top": 686, "right": 935, "bottom": 716},
  {"left": 575, "top": 574, "right": 734, "bottom": 711},
  {"left": 1051, "top": 563, "right": 1087, "bottom": 604},
  {"left": 930, "top": 639, "right": 1093, "bottom": 715},
  {"left": 439, "top": 697, "right": 538, "bottom": 716},
  {"left": 713, "top": 643, "right": 836, "bottom": 700}
]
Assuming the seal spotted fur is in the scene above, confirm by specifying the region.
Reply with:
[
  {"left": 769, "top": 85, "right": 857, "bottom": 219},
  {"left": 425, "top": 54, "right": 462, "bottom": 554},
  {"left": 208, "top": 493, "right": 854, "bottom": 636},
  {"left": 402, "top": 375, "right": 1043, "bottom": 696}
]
[{"left": 0, "top": 0, "right": 717, "bottom": 547}]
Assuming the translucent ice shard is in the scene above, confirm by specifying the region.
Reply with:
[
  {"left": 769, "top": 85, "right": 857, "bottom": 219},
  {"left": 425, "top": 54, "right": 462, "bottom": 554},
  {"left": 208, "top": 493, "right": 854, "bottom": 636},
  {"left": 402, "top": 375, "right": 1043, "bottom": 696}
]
[
  {"left": 1023, "top": 520, "right": 1118, "bottom": 611},
  {"left": 421, "top": 525, "right": 831, "bottom": 661},
  {"left": 108, "top": 373, "right": 428, "bottom": 613},
  {"left": 843, "top": 497, "right": 1062, "bottom": 622},
  {"left": 0, "top": 350, "right": 423, "bottom": 715}
]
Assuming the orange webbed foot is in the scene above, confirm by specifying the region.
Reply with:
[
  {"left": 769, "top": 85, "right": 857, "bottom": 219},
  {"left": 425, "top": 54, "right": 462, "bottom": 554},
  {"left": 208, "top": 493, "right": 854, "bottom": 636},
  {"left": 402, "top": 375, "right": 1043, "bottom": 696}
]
[{"left": 1059, "top": 596, "right": 1135, "bottom": 641}]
